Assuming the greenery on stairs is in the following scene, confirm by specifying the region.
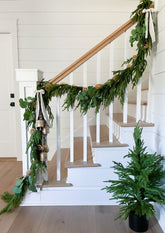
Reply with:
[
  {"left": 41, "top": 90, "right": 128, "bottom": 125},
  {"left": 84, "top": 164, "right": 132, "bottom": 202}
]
[{"left": 0, "top": 0, "right": 155, "bottom": 214}]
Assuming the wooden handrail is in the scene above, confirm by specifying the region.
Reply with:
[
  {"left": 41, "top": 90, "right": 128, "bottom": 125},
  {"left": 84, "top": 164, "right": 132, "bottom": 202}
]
[{"left": 50, "top": 19, "right": 135, "bottom": 84}]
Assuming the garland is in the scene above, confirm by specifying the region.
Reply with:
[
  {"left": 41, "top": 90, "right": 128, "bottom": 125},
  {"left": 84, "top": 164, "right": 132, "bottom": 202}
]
[{"left": 0, "top": 0, "right": 154, "bottom": 214}]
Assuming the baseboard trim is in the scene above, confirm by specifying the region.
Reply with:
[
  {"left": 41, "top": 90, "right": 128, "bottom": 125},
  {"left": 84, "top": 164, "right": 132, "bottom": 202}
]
[{"left": 0, "top": 157, "right": 17, "bottom": 162}]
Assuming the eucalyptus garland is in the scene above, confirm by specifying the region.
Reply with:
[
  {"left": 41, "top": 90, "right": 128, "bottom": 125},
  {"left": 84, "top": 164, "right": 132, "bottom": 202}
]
[{"left": 0, "top": 0, "right": 154, "bottom": 214}]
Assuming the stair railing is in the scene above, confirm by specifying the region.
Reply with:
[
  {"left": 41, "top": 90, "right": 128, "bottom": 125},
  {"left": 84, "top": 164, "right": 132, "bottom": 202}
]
[
  {"left": 16, "top": 10, "right": 153, "bottom": 181},
  {"left": 48, "top": 21, "right": 143, "bottom": 181}
]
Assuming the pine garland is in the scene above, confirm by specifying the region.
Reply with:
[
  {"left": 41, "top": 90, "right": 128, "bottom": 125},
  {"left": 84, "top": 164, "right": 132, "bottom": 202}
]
[
  {"left": 0, "top": 0, "right": 155, "bottom": 214},
  {"left": 103, "top": 124, "right": 165, "bottom": 220}
]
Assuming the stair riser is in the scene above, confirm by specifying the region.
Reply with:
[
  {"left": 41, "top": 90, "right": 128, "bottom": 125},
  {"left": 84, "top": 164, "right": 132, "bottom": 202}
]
[
  {"left": 92, "top": 147, "right": 129, "bottom": 168},
  {"left": 128, "top": 104, "right": 147, "bottom": 121},
  {"left": 119, "top": 126, "right": 154, "bottom": 148},
  {"left": 67, "top": 168, "right": 118, "bottom": 187},
  {"left": 21, "top": 188, "right": 117, "bottom": 206}
]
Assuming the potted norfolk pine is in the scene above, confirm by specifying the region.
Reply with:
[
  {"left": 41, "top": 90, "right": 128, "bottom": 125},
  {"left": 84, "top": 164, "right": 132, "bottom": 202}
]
[{"left": 103, "top": 124, "right": 165, "bottom": 232}]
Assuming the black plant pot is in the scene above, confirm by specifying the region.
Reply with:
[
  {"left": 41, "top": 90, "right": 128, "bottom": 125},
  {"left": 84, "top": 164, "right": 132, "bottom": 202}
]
[{"left": 129, "top": 212, "right": 149, "bottom": 232}]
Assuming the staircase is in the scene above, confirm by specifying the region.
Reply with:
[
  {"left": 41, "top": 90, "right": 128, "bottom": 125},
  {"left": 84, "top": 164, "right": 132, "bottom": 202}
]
[{"left": 16, "top": 10, "right": 155, "bottom": 206}]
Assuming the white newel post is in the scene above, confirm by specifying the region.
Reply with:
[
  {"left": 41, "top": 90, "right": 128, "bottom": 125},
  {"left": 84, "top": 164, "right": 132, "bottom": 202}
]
[{"left": 16, "top": 69, "right": 43, "bottom": 176}]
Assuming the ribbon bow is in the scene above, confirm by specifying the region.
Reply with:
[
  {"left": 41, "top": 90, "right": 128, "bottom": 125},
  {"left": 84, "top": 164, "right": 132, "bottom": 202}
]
[
  {"left": 142, "top": 8, "right": 157, "bottom": 43},
  {"left": 35, "top": 89, "right": 52, "bottom": 128}
]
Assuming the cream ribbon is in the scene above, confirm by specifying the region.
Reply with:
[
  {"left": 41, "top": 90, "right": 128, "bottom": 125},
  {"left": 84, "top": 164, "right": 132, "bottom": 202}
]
[
  {"left": 35, "top": 89, "right": 53, "bottom": 128},
  {"left": 142, "top": 8, "right": 157, "bottom": 43}
]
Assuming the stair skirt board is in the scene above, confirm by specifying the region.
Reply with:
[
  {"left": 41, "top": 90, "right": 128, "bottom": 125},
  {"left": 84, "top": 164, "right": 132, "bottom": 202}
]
[{"left": 21, "top": 187, "right": 117, "bottom": 206}]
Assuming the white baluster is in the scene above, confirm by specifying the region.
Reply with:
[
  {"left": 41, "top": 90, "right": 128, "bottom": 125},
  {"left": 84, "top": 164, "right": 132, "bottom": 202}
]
[
  {"left": 96, "top": 110, "right": 100, "bottom": 143},
  {"left": 83, "top": 63, "right": 88, "bottom": 163},
  {"left": 136, "top": 79, "right": 141, "bottom": 122},
  {"left": 70, "top": 73, "right": 74, "bottom": 163},
  {"left": 141, "top": 105, "right": 146, "bottom": 122},
  {"left": 123, "top": 31, "right": 129, "bottom": 124},
  {"left": 96, "top": 52, "right": 101, "bottom": 143},
  {"left": 109, "top": 103, "right": 113, "bottom": 143},
  {"left": 83, "top": 114, "right": 87, "bottom": 163},
  {"left": 56, "top": 96, "right": 61, "bottom": 181},
  {"left": 146, "top": 68, "right": 152, "bottom": 123},
  {"left": 109, "top": 42, "right": 114, "bottom": 142}
]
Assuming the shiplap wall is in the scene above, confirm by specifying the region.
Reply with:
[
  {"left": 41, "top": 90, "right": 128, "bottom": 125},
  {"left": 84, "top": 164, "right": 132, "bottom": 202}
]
[
  {"left": 0, "top": 0, "right": 139, "bottom": 159},
  {"left": 150, "top": 1, "right": 165, "bottom": 232}
]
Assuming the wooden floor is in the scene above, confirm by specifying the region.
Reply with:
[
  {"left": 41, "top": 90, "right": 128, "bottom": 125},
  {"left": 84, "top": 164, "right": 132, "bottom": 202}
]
[{"left": 0, "top": 161, "right": 164, "bottom": 233}]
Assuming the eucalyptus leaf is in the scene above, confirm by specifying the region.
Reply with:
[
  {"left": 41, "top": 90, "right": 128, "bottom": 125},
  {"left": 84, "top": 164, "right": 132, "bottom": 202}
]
[
  {"left": 16, "top": 179, "right": 22, "bottom": 187},
  {"left": 12, "top": 187, "right": 22, "bottom": 194}
]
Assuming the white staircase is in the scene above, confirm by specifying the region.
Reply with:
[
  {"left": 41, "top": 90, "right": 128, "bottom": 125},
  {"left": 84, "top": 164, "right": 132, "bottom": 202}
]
[{"left": 16, "top": 18, "right": 155, "bottom": 206}]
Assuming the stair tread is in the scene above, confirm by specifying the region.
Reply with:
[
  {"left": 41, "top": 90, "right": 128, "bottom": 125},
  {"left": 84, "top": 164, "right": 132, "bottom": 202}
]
[
  {"left": 112, "top": 113, "right": 154, "bottom": 127},
  {"left": 42, "top": 181, "right": 72, "bottom": 188},
  {"left": 65, "top": 137, "right": 100, "bottom": 168},
  {"left": 142, "top": 88, "right": 149, "bottom": 91},
  {"left": 90, "top": 125, "right": 128, "bottom": 148},
  {"left": 128, "top": 101, "right": 147, "bottom": 105}
]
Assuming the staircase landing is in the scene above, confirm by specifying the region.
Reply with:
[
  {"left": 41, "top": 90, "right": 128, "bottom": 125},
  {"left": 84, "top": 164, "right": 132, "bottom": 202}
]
[{"left": 112, "top": 113, "right": 154, "bottom": 127}]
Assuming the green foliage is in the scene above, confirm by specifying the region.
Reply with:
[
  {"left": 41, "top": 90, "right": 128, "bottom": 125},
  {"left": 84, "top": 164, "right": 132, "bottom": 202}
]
[
  {"left": 0, "top": 176, "right": 29, "bottom": 215},
  {"left": 33, "top": 0, "right": 153, "bottom": 114},
  {"left": 19, "top": 97, "right": 36, "bottom": 128},
  {"left": 1, "top": 0, "right": 155, "bottom": 215},
  {"left": 103, "top": 124, "right": 165, "bottom": 220}
]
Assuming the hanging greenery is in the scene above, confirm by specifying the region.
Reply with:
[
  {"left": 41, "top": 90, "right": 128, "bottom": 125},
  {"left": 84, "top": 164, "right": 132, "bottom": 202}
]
[{"left": 0, "top": 0, "right": 154, "bottom": 214}]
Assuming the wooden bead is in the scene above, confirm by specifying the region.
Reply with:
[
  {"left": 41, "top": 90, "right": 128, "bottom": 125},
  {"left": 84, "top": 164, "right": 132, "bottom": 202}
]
[
  {"left": 113, "top": 75, "right": 119, "bottom": 82},
  {"left": 133, "top": 55, "right": 137, "bottom": 60},
  {"left": 137, "top": 9, "right": 142, "bottom": 16},
  {"left": 26, "top": 169, "right": 31, "bottom": 176},
  {"left": 37, "top": 145, "right": 43, "bottom": 151},
  {"left": 95, "top": 84, "right": 102, "bottom": 89},
  {"left": 44, "top": 83, "right": 52, "bottom": 91},
  {"left": 29, "top": 128, "right": 35, "bottom": 135},
  {"left": 144, "top": 44, "right": 149, "bottom": 49},
  {"left": 127, "top": 64, "right": 132, "bottom": 68}
]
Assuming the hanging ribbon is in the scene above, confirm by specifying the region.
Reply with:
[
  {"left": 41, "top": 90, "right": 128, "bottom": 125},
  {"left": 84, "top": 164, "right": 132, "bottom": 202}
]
[
  {"left": 35, "top": 89, "right": 53, "bottom": 128},
  {"left": 142, "top": 8, "right": 157, "bottom": 43}
]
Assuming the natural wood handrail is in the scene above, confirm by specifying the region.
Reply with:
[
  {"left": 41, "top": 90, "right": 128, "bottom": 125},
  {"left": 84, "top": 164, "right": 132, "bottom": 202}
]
[
  {"left": 50, "top": 0, "right": 154, "bottom": 84},
  {"left": 50, "top": 19, "right": 135, "bottom": 84}
]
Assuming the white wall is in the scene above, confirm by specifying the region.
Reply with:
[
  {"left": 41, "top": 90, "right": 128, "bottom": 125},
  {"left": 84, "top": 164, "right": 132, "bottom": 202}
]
[
  {"left": 149, "top": 1, "right": 165, "bottom": 232},
  {"left": 0, "top": 0, "right": 139, "bottom": 159}
]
